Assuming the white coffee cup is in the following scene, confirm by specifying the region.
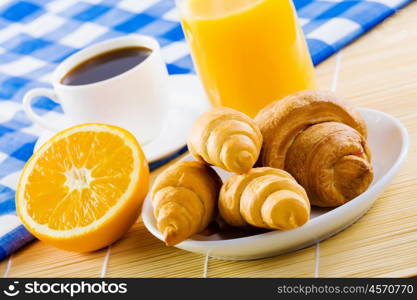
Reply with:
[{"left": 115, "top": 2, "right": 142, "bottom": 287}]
[{"left": 23, "top": 35, "right": 169, "bottom": 145}]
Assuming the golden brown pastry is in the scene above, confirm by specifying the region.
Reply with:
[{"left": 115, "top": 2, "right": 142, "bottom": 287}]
[
  {"left": 151, "top": 161, "right": 222, "bottom": 246},
  {"left": 255, "top": 90, "right": 373, "bottom": 207},
  {"left": 188, "top": 107, "right": 263, "bottom": 174},
  {"left": 255, "top": 90, "right": 367, "bottom": 168},
  {"left": 219, "top": 168, "right": 310, "bottom": 230},
  {"left": 286, "top": 122, "right": 373, "bottom": 207}
]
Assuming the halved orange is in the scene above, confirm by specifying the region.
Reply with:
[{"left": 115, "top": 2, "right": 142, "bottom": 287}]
[{"left": 16, "top": 123, "right": 149, "bottom": 252}]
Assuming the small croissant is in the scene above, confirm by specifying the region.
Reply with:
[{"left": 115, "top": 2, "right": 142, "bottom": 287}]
[
  {"left": 151, "top": 161, "right": 222, "bottom": 246},
  {"left": 219, "top": 168, "right": 310, "bottom": 230},
  {"left": 188, "top": 107, "right": 263, "bottom": 174}
]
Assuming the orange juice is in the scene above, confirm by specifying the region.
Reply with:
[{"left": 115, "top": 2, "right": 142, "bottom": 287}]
[{"left": 178, "top": 0, "right": 316, "bottom": 117}]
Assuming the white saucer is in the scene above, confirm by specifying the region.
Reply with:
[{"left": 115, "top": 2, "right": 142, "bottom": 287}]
[
  {"left": 33, "top": 74, "right": 210, "bottom": 163},
  {"left": 142, "top": 108, "right": 409, "bottom": 260}
]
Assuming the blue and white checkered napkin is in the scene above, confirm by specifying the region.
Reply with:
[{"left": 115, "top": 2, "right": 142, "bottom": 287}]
[{"left": 0, "top": 0, "right": 412, "bottom": 260}]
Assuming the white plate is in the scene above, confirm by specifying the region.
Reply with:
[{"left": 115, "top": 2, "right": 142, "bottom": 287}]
[
  {"left": 33, "top": 74, "right": 210, "bottom": 163},
  {"left": 142, "top": 108, "right": 409, "bottom": 260}
]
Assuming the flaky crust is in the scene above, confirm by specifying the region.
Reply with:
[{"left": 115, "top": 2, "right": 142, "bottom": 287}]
[
  {"left": 286, "top": 122, "right": 373, "bottom": 207},
  {"left": 188, "top": 107, "right": 263, "bottom": 174},
  {"left": 151, "top": 161, "right": 222, "bottom": 246},
  {"left": 255, "top": 90, "right": 373, "bottom": 207},
  {"left": 219, "top": 168, "right": 310, "bottom": 230},
  {"left": 255, "top": 90, "right": 367, "bottom": 169}
]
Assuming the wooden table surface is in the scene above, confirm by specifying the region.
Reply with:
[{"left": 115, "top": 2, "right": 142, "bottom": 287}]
[{"left": 2, "top": 1, "right": 417, "bottom": 278}]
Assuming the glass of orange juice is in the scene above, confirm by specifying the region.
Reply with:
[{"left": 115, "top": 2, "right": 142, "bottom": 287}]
[{"left": 176, "top": 0, "right": 317, "bottom": 117}]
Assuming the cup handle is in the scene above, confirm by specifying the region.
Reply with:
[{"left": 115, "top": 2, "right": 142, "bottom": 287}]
[{"left": 23, "top": 88, "right": 62, "bottom": 132}]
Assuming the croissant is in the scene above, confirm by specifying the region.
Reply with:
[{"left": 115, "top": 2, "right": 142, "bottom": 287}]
[
  {"left": 286, "top": 122, "right": 373, "bottom": 207},
  {"left": 151, "top": 161, "right": 222, "bottom": 246},
  {"left": 219, "top": 168, "right": 310, "bottom": 230},
  {"left": 255, "top": 90, "right": 373, "bottom": 207},
  {"left": 188, "top": 107, "right": 263, "bottom": 174}
]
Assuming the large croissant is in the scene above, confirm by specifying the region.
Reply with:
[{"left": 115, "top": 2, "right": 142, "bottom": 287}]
[
  {"left": 151, "top": 161, "right": 222, "bottom": 246},
  {"left": 188, "top": 107, "right": 263, "bottom": 174},
  {"left": 286, "top": 122, "right": 373, "bottom": 206},
  {"left": 255, "top": 90, "right": 373, "bottom": 207},
  {"left": 219, "top": 168, "right": 310, "bottom": 230}
]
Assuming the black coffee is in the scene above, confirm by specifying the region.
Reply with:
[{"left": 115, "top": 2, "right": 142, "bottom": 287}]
[{"left": 61, "top": 46, "right": 152, "bottom": 86}]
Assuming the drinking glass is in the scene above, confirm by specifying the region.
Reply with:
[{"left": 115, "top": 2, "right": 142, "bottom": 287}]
[{"left": 176, "top": 0, "right": 316, "bottom": 117}]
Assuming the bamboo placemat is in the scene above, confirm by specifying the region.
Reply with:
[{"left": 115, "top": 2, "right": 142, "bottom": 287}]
[{"left": 2, "top": 1, "right": 417, "bottom": 278}]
